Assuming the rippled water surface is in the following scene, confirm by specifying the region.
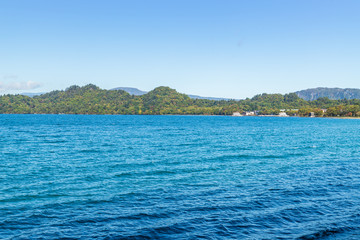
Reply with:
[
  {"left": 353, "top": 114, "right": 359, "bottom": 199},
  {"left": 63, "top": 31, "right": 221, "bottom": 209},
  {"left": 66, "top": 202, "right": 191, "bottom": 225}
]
[{"left": 1, "top": 115, "right": 360, "bottom": 239}]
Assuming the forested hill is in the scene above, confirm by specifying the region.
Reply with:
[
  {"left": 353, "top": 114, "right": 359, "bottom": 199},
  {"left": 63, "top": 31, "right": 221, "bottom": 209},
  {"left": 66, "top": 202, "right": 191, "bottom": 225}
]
[
  {"left": 2, "top": 84, "right": 360, "bottom": 116},
  {"left": 110, "top": 87, "right": 231, "bottom": 101},
  {"left": 295, "top": 88, "right": 360, "bottom": 101}
]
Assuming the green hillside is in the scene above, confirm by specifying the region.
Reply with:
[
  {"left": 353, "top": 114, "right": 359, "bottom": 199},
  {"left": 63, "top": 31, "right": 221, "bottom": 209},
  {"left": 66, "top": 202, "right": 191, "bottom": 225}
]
[{"left": 1, "top": 84, "right": 360, "bottom": 117}]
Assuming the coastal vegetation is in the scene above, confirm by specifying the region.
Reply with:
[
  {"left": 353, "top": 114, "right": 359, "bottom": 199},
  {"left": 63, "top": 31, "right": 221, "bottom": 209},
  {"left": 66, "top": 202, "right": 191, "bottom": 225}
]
[{"left": 1, "top": 84, "right": 360, "bottom": 117}]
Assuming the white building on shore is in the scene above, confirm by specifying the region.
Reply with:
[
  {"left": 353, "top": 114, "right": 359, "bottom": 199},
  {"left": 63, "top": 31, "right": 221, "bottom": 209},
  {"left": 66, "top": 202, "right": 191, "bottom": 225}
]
[{"left": 278, "top": 112, "right": 288, "bottom": 117}]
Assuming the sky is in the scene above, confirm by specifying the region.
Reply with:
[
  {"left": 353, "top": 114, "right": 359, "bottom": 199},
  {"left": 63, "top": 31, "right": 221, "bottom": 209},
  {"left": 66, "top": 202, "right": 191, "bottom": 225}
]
[{"left": 1, "top": 0, "right": 360, "bottom": 99}]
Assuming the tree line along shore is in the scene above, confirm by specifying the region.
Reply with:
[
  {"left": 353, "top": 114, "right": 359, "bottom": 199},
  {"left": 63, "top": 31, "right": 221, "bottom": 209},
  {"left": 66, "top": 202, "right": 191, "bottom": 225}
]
[{"left": 1, "top": 84, "right": 360, "bottom": 117}]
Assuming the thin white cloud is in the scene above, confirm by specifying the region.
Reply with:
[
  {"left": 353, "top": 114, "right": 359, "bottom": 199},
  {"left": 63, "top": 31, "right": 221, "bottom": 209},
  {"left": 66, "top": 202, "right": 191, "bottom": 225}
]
[{"left": 0, "top": 81, "right": 42, "bottom": 91}]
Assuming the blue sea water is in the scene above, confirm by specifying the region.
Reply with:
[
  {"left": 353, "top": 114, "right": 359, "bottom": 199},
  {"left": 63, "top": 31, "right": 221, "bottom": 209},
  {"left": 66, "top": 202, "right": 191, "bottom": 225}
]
[{"left": 1, "top": 115, "right": 360, "bottom": 239}]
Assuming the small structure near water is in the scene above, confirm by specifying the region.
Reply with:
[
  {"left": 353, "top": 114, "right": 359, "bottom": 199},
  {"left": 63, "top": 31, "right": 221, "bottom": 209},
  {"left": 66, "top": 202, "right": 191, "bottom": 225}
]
[
  {"left": 244, "top": 111, "right": 256, "bottom": 116},
  {"left": 278, "top": 109, "right": 288, "bottom": 117},
  {"left": 232, "top": 111, "right": 258, "bottom": 116}
]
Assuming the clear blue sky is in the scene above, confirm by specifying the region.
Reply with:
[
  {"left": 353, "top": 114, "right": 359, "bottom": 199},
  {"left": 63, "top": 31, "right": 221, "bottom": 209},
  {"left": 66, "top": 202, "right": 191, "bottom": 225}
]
[{"left": 1, "top": 0, "right": 359, "bottom": 99}]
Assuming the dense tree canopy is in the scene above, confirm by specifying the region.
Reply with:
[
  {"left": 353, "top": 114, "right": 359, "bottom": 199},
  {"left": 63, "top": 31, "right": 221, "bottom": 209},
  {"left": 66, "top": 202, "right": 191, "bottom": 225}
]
[{"left": 1, "top": 84, "right": 360, "bottom": 117}]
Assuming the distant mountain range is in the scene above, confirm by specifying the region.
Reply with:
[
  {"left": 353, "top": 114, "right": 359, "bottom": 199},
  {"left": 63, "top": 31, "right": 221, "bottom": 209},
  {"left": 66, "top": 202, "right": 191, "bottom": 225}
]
[
  {"left": 294, "top": 88, "right": 360, "bottom": 101},
  {"left": 20, "top": 87, "right": 360, "bottom": 101},
  {"left": 110, "top": 87, "right": 232, "bottom": 101},
  {"left": 111, "top": 87, "right": 360, "bottom": 101},
  {"left": 110, "top": 87, "right": 147, "bottom": 96},
  {"left": 20, "top": 92, "right": 45, "bottom": 97}
]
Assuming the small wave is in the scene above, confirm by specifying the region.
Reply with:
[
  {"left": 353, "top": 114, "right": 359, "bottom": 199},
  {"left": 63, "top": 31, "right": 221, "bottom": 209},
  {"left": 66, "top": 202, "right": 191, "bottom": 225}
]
[
  {"left": 298, "top": 226, "right": 355, "bottom": 240},
  {"left": 151, "top": 224, "right": 186, "bottom": 235},
  {"left": 0, "top": 193, "right": 65, "bottom": 203},
  {"left": 174, "top": 143, "right": 199, "bottom": 147},
  {"left": 79, "top": 149, "right": 102, "bottom": 153},
  {"left": 44, "top": 140, "right": 67, "bottom": 143},
  {"left": 114, "top": 172, "right": 133, "bottom": 177},
  {"left": 209, "top": 153, "right": 288, "bottom": 162},
  {"left": 71, "top": 211, "right": 173, "bottom": 226},
  {"left": 101, "top": 143, "right": 116, "bottom": 147},
  {"left": 114, "top": 169, "right": 176, "bottom": 178},
  {"left": 106, "top": 234, "right": 152, "bottom": 240}
]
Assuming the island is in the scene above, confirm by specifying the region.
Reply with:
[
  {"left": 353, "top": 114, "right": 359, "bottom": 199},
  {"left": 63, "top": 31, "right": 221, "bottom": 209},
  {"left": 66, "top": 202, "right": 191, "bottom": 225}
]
[{"left": 1, "top": 84, "right": 360, "bottom": 117}]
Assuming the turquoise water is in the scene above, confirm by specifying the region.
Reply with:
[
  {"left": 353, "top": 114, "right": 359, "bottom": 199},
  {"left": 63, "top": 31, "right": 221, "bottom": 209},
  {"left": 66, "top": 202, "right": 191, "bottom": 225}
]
[{"left": 1, "top": 115, "right": 360, "bottom": 239}]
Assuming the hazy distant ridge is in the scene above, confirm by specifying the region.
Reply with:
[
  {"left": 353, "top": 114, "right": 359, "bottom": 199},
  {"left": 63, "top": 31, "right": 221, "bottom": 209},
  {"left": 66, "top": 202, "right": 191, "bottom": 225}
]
[
  {"left": 111, "top": 87, "right": 147, "bottom": 96},
  {"left": 20, "top": 86, "right": 360, "bottom": 101},
  {"left": 111, "top": 87, "right": 232, "bottom": 100},
  {"left": 20, "top": 92, "right": 45, "bottom": 97},
  {"left": 295, "top": 87, "right": 360, "bottom": 101}
]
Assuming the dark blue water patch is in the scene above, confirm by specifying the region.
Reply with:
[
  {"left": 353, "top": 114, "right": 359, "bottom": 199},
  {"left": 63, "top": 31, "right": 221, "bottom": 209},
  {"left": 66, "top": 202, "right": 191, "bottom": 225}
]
[{"left": 1, "top": 115, "right": 360, "bottom": 239}]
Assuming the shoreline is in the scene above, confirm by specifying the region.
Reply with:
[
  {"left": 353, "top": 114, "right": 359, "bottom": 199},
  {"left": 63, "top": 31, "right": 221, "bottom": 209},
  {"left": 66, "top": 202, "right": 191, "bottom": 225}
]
[{"left": 1, "top": 113, "right": 360, "bottom": 119}]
